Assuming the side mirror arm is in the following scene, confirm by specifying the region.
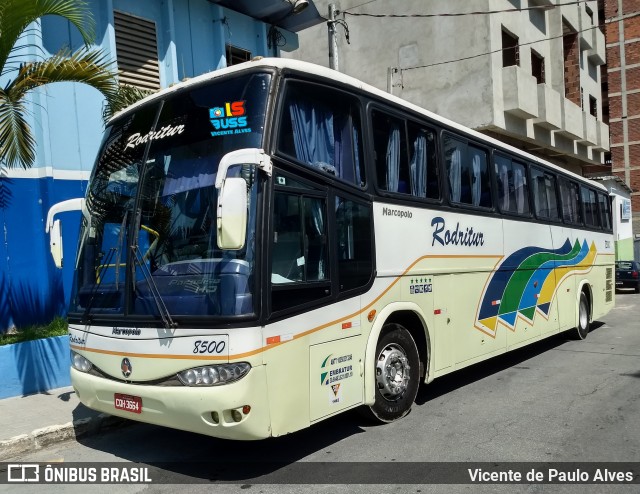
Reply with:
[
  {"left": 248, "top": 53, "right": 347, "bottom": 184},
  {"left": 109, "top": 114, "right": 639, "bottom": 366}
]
[
  {"left": 46, "top": 198, "right": 89, "bottom": 233},
  {"left": 215, "top": 148, "right": 271, "bottom": 190}
]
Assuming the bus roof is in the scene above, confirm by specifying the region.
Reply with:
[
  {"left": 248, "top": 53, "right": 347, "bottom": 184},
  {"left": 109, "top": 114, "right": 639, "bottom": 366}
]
[{"left": 113, "top": 57, "right": 606, "bottom": 192}]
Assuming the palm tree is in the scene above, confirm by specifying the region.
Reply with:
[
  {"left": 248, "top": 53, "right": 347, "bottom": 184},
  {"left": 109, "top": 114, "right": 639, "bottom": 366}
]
[
  {"left": 0, "top": 0, "right": 119, "bottom": 170},
  {"left": 102, "top": 84, "right": 153, "bottom": 124}
]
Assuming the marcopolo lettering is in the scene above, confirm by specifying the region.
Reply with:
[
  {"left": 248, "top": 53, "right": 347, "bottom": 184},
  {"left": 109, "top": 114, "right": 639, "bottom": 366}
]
[
  {"left": 431, "top": 216, "right": 485, "bottom": 247},
  {"left": 382, "top": 207, "right": 413, "bottom": 219}
]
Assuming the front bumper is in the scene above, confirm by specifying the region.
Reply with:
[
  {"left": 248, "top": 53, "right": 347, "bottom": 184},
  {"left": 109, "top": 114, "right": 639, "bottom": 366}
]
[{"left": 71, "top": 365, "right": 271, "bottom": 440}]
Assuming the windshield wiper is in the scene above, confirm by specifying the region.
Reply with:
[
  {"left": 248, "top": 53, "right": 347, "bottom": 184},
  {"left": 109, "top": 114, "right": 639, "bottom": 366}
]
[
  {"left": 81, "top": 247, "right": 117, "bottom": 324},
  {"left": 131, "top": 244, "right": 177, "bottom": 330},
  {"left": 114, "top": 211, "right": 128, "bottom": 289}
]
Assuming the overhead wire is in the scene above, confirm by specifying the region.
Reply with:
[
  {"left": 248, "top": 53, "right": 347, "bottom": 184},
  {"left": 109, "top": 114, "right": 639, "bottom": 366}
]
[
  {"left": 343, "top": 0, "right": 591, "bottom": 18},
  {"left": 334, "top": 1, "right": 620, "bottom": 72}
]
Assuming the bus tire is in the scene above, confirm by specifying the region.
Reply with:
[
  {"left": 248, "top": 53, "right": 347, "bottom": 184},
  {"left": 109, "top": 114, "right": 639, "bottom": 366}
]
[
  {"left": 574, "top": 291, "right": 590, "bottom": 340},
  {"left": 363, "top": 323, "right": 420, "bottom": 423}
]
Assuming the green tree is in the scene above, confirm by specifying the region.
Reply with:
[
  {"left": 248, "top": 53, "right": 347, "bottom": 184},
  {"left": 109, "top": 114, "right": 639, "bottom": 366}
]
[
  {"left": 0, "top": 0, "right": 118, "bottom": 170},
  {"left": 102, "top": 83, "right": 153, "bottom": 124}
]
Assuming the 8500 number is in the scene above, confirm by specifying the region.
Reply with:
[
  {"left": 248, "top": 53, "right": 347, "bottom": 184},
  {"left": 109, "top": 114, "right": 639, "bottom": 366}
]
[{"left": 193, "top": 340, "right": 226, "bottom": 354}]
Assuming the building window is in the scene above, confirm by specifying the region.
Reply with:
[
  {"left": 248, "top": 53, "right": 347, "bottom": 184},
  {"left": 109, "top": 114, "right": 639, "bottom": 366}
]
[
  {"left": 226, "top": 45, "right": 251, "bottom": 66},
  {"left": 589, "top": 95, "right": 598, "bottom": 117},
  {"left": 113, "top": 11, "right": 160, "bottom": 90},
  {"left": 563, "top": 20, "right": 580, "bottom": 105},
  {"left": 531, "top": 50, "right": 545, "bottom": 84},
  {"left": 502, "top": 29, "right": 519, "bottom": 67}
]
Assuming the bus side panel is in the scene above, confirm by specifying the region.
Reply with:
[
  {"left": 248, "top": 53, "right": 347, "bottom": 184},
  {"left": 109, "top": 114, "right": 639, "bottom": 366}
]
[
  {"left": 263, "top": 297, "right": 363, "bottom": 436},
  {"left": 501, "top": 221, "right": 562, "bottom": 350},
  {"left": 432, "top": 274, "right": 453, "bottom": 372},
  {"left": 590, "top": 232, "right": 616, "bottom": 321},
  {"left": 263, "top": 334, "right": 310, "bottom": 437},
  {"left": 550, "top": 224, "right": 580, "bottom": 333},
  {"left": 309, "top": 336, "right": 363, "bottom": 422}
]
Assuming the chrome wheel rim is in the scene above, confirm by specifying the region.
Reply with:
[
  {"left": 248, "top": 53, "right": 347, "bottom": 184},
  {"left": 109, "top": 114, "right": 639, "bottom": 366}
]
[
  {"left": 579, "top": 298, "right": 588, "bottom": 331},
  {"left": 376, "top": 343, "right": 411, "bottom": 401}
]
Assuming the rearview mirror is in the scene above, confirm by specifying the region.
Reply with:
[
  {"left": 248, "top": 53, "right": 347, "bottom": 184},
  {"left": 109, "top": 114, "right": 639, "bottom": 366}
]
[
  {"left": 50, "top": 219, "right": 63, "bottom": 268},
  {"left": 217, "top": 177, "right": 248, "bottom": 250},
  {"left": 45, "top": 198, "right": 88, "bottom": 269}
]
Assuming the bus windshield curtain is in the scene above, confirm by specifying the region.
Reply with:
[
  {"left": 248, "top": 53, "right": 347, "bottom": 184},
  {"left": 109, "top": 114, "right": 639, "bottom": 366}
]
[
  {"left": 309, "top": 199, "right": 325, "bottom": 280},
  {"left": 471, "top": 154, "right": 481, "bottom": 206},
  {"left": 499, "top": 162, "right": 509, "bottom": 210},
  {"left": 410, "top": 132, "right": 427, "bottom": 197},
  {"left": 289, "top": 101, "right": 337, "bottom": 175},
  {"left": 334, "top": 114, "right": 356, "bottom": 183},
  {"left": 353, "top": 126, "right": 361, "bottom": 186},
  {"left": 386, "top": 124, "right": 401, "bottom": 192},
  {"left": 449, "top": 148, "right": 462, "bottom": 202}
]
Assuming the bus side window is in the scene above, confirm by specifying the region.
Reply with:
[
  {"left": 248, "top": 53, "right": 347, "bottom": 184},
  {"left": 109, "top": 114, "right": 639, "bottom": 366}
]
[
  {"left": 336, "top": 196, "right": 372, "bottom": 292},
  {"left": 444, "top": 135, "right": 465, "bottom": 203},
  {"left": 468, "top": 145, "right": 491, "bottom": 208},
  {"left": 372, "top": 111, "right": 409, "bottom": 193},
  {"left": 271, "top": 190, "right": 330, "bottom": 313},
  {"left": 581, "top": 186, "right": 600, "bottom": 228},
  {"left": 559, "top": 178, "right": 582, "bottom": 224},
  {"left": 278, "top": 83, "right": 365, "bottom": 187},
  {"left": 494, "top": 155, "right": 530, "bottom": 215},
  {"left": 531, "top": 167, "right": 559, "bottom": 220},
  {"left": 407, "top": 122, "right": 439, "bottom": 200},
  {"left": 597, "top": 192, "right": 612, "bottom": 231}
]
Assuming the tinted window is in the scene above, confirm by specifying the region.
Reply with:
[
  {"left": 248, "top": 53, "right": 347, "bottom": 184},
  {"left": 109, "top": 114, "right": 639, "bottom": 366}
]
[
  {"left": 271, "top": 185, "right": 331, "bottom": 313},
  {"left": 531, "top": 167, "right": 559, "bottom": 220},
  {"left": 372, "top": 113, "right": 439, "bottom": 200},
  {"left": 559, "top": 178, "right": 582, "bottom": 224},
  {"left": 581, "top": 186, "right": 600, "bottom": 227},
  {"left": 278, "top": 82, "right": 364, "bottom": 186},
  {"left": 336, "top": 196, "right": 372, "bottom": 292},
  {"left": 494, "top": 154, "right": 530, "bottom": 215},
  {"left": 444, "top": 134, "right": 492, "bottom": 208},
  {"left": 372, "top": 112, "right": 409, "bottom": 193},
  {"left": 72, "top": 73, "right": 270, "bottom": 319},
  {"left": 597, "top": 192, "right": 612, "bottom": 230}
]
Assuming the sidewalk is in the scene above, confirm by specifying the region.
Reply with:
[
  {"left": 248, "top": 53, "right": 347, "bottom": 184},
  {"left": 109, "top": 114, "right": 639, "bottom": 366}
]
[{"left": 0, "top": 386, "right": 126, "bottom": 460}]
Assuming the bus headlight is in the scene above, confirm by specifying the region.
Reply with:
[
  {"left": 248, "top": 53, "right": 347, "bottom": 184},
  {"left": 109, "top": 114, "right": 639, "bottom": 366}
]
[
  {"left": 177, "top": 363, "right": 251, "bottom": 386},
  {"left": 71, "top": 351, "right": 93, "bottom": 373}
]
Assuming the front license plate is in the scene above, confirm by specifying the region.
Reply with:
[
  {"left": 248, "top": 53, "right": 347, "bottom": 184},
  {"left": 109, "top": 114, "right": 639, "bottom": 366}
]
[{"left": 114, "top": 393, "right": 142, "bottom": 414}]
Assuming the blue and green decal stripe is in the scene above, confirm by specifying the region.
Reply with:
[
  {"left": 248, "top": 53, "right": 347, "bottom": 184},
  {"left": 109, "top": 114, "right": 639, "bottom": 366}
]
[{"left": 477, "top": 239, "right": 595, "bottom": 332}]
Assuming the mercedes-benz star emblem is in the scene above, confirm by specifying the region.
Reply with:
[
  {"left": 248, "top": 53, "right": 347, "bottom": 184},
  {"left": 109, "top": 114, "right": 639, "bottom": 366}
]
[{"left": 121, "top": 358, "right": 132, "bottom": 378}]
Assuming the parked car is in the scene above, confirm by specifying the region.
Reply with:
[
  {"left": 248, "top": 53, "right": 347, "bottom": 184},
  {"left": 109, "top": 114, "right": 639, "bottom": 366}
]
[{"left": 615, "top": 260, "right": 640, "bottom": 293}]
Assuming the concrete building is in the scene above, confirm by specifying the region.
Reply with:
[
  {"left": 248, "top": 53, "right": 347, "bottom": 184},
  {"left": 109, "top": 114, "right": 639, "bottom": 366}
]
[
  {"left": 285, "top": 0, "right": 609, "bottom": 176},
  {"left": 603, "top": 0, "right": 640, "bottom": 243},
  {"left": 0, "top": 0, "right": 323, "bottom": 332}
]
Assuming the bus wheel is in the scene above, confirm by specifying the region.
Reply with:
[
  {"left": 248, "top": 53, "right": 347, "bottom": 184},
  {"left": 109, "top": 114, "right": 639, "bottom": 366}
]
[
  {"left": 575, "top": 291, "right": 590, "bottom": 340},
  {"left": 366, "top": 324, "right": 420, "bottom": 423}
]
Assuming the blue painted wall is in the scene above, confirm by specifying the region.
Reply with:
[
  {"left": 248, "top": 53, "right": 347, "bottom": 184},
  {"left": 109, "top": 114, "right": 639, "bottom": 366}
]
[
  {"left": 0, "top": 0, "right": 297, "bottom": 332},
  {"left": 0, "top": 335, "right": 71, "bottom": 399}
]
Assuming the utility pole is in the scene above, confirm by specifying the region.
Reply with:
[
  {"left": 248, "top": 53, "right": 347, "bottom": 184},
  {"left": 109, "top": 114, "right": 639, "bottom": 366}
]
[{"left": 328, "top": 4, "right": 339, "bottom": 71}]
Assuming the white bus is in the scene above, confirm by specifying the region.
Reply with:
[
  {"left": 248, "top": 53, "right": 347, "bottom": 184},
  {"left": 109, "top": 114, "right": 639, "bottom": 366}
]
[{"left": 51, "top": 58, "right": 614, "bottom": 440}]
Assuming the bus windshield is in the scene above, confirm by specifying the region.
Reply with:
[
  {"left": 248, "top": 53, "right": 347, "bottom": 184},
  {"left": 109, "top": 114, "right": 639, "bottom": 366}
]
[{"left": 71, "top": 72, "right": 271, "bottom": 321}]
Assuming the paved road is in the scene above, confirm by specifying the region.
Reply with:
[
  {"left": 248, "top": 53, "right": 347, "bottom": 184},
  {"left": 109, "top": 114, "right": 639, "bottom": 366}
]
[{"left": 5, "top": 292, "right": 640, "bottom": 493}]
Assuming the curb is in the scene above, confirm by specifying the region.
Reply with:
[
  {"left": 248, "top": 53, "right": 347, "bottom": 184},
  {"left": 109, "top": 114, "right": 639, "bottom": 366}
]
[{"left": 0, "top": 414, "right": 128, "bottom": 460}]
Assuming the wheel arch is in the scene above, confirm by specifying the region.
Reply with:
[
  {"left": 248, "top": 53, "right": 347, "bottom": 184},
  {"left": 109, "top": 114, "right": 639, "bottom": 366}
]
[{"left": 363, "top": 303, "right": 431, "bottom": 406}]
